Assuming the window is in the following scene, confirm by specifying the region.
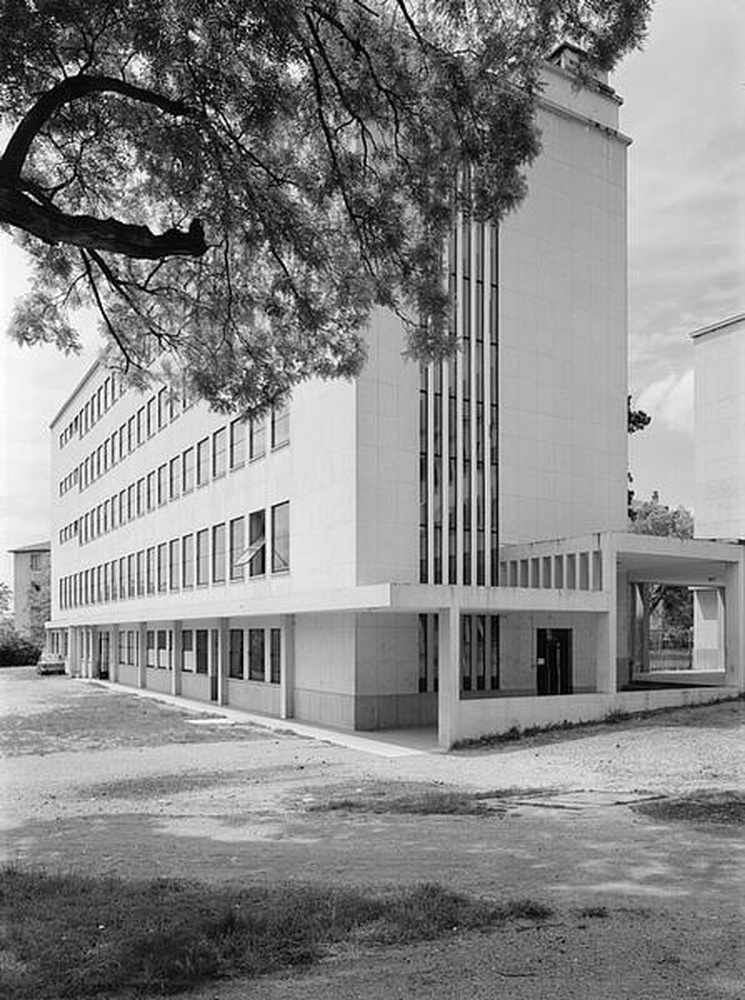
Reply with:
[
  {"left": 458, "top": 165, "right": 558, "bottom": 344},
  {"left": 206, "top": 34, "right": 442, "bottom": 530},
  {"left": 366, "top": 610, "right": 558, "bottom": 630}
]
[
  {"left": 127, "top": 484, "right": 135, "bottom": 521},
  {"left": 212, "top": 523, "right": 226, "bottom": 583},
  {"left": 146, "top": 630, "right": 155, "bottom": 667},
  {"left": 30, "top": 553, "right": 42, "bottom": 570},
  {"left": 157, "top": 629, "right": 168, "bottom": 669},
  {"left": 127, "top": 554, "right": 135, "bottom": 596},
  {"left": 249, "top": 629, "right": 265, "bottom": 681},
  {"left": 212, "top": 427, "right": 227, "bottom": 478},
  {"left": 196, "top": 529, "right": 209, "bottom": 585},
  {"left": 127, "top": 415, "right": 135, "bottom": 453},
  {"left": 119, "top": 557, "right": 126, "bottom": 599},
  {"left": 271, "top": 402, "right": 290, "bottom": 449},
  {"left": 157, "top": 543, "right": 168, "bottom": 592},
  {"left": 196, "top": 437, "right": 209, "bottom": 486},
  {"left": 181, "top": 629, "right": 194, "bottom": 671},
  {"left": 169, "top": 456, "right": 181, "bottom": 500},
  {"left": 182, "top": 534, "right": 195, "bottom": 587},
  {"left": 157, "top": 464, "right": 167, "bottom": 506},
  {"left": 146, "top": 547, "right": 155, "bottom": 594},
  {"left": 157, "top": 387, "right": 167, "bottom": 429},
  {"left": 147, "top": 471, "right": 156, "bottom": 511},
  {"left": 196, "top": 629, "right": 209, "bottom": 674},
  {"left": 136, "top": 407, "right": 145, "bottom": 446},
  {"left": 229, "top": 629, "right": 244, "bottom": 679},
  {"left": 136, "top": 477, "right": 145, "bottom": 517},
  {"left": 146, "top": 397, "right": 155, "bottom": 437},
  {"left": 247, "top": 509, "right": 265, "bottom": 577},
  {"left": 136, "top": 550, "right": 145, "bottom": 596},
  {"left": 270, "top": 628, "right": 281, "bottom": 684},
  {"left": 182, "top": 447, "right": 195, "bottom": 492},
  {"left": 169, "top": 539, "right": 180, "bottom": 590},
  {"left": 229, "top": 418, "right": 246, "bottom": 468},
  {"left": 229, "top": 517, "right": 245, "bottom": 581},
  {"left": 271, "top": 501, "right": 290, "bottom": 573},
  {"left": 249, "top": 416, "right": 266, "bottom": 460}
]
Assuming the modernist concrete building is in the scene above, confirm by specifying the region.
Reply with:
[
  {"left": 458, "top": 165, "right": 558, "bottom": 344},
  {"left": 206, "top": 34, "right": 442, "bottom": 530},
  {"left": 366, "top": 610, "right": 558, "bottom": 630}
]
[
  {"left": 9, "top": 541, "right": 51, "bottom": 639},
  {"left": 46, "top": 52, "right": 745, "bottom": 746},
  {"left": 691, "top": 313, "right": 745, "bottom": 541}
]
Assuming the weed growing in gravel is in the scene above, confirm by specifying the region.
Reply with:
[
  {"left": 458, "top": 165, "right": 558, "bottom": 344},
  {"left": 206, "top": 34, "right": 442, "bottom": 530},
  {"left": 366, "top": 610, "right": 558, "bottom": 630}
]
[
  {"left": 0, "top": 867, "right": 553, "bottom": 999},
  {"left": 306, "top": 783, "right": 548, "bottom": 816}
]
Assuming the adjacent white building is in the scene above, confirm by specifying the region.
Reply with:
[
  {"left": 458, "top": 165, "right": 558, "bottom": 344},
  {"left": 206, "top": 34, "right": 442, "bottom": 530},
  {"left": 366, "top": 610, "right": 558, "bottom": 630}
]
[
  {"left": 9, "top": 541, "right": 50, "bottom": 639},
  {"left": 46, "top": 51, "right": 745, "bottom": 746}
]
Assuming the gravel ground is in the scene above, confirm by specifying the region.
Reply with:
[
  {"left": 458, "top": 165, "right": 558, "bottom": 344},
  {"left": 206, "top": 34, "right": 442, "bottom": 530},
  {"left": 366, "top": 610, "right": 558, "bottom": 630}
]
[{"left": 1, "top": 668, "right": 743, "bottom": 999}]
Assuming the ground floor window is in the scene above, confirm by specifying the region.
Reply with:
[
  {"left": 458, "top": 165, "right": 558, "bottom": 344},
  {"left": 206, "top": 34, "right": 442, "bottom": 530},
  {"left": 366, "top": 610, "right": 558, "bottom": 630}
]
[
  {"left": 229, "top": 629, "right": 244, "bottom": 679},
  {"left": 460, "top": 614, "right": 500, "bottom": 696},
  {"left": 182, "top": 629, "right": 194, "bottom": 671},
  {"left": 270, "top": 628, "right": 281, "bottom": 684},
  {"left": 248, "top": 628, "right": 265, "bottom": 681},
  {"left": 418, "top": 614, "right": 439, "bottom": 693},
  {"left": 196, "top": 630, "right": 209, "bottom": 675}
]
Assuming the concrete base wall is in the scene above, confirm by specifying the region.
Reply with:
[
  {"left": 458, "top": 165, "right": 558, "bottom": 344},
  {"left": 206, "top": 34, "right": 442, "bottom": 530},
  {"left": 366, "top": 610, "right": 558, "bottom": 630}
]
[
  {"left": 181, "top": 672, "right": 210, "bottom": 702},
  {"left": 226, "top": 678, "right": 281, "bottom": 715},
  {"left": 117, "top": 663, "right": 138, "bottom": 688},
  {"left": 446, "top": 686, "right": 739, "bottom": 746},
  {"left": 146, "top": 667, "right": 171, "bottom": 693},
  {"left": 355, "top": 692, "right": 437, "bottom": 730}
]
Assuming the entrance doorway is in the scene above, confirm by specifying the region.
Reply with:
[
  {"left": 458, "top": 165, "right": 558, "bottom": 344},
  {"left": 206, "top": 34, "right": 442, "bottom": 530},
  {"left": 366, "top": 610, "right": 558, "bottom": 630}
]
[
  {"left": 98, "top": 632, "right": 110, "bottom": 680},
  {"left": 536, "top": 628, "right": 573, "bottom": 695}
]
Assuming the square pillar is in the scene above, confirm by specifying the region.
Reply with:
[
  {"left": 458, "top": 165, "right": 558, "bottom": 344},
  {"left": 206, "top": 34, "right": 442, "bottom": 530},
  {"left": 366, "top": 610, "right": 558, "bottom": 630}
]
[
  {"left": 218, "top": 618, "right": 229, "bottom": 705},
  {"left": 437, "top": 605, "right": 460, "bottom": 750},
  {"left": 172, "top": 621, "right": 182, "bottom": 696},
  {"left": 280, "top": 615, "right": 295, "bottom": 719},
  {"left": 137, "top": 623, "right": 147, "bottom": 688},
  {"left": 596, "top": 535, "right": 617, "bottom": 695},
  {"left": 110, "top": 625, "right": 119, "bottom": 683}
]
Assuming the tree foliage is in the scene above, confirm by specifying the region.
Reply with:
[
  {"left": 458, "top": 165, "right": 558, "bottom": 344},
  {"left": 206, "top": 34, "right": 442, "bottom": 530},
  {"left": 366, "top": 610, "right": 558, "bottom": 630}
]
[
  {"left": 0, "top": 581, "right": 12, "bottom": 615},
  {"left": 1, "top": 0, "right": 651, "bottom": 414}
]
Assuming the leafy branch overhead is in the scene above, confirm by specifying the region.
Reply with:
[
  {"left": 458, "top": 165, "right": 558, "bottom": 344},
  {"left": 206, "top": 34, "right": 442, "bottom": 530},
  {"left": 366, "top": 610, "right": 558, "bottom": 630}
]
[{"left": 0, "top": 0, "right": 651, "bottom": 413}]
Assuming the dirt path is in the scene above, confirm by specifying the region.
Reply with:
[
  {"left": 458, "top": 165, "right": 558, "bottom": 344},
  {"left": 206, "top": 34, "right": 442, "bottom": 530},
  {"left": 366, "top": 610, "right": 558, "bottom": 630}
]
[{"left": 1, "top": 669, "right": 743, "bottom": 999}]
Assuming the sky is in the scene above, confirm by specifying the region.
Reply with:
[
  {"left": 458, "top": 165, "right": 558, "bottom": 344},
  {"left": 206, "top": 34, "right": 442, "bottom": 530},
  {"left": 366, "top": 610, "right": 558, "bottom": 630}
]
[{"left": 1, "top": 0, "right": 743, "bottom": 592}]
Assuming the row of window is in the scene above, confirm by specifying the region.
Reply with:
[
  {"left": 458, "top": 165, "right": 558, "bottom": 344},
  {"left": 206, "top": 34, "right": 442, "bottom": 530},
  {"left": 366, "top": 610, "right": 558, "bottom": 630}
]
[
  {"left": 58, "top": 502, "right": 290, "bottom": 609},
  {"left": 59, "top": 370, "right": 124, "bottom": 449},
  {"left": 418, "top": 612, "right": 501, "bottom": 696},
  {"left": 59, "top": 413, "right": 289, "bottom": 547},
  {"left": 59, "top": 382, "right": 289, "bottom": 497},
  {"left": 115, "top": 626, "right": 282, "bottom": 683}
]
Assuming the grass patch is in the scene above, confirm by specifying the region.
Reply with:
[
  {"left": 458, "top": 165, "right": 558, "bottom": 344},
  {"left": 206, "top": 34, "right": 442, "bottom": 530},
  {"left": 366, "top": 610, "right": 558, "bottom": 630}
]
[
  {"left": 633, "top": 790, "right": 745, "bottom": 826},
  {"left": 305, "top": 782, "right": 547, "bottom": 816},
  {"left": 0, "top": 867, "right": 552, "bottom": 998}
]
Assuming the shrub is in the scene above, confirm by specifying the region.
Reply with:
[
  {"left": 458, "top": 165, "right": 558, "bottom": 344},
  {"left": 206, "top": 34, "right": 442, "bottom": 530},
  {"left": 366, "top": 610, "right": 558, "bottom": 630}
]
[{"left": 0, "top": 629, "right": 42, "bottom": 666}]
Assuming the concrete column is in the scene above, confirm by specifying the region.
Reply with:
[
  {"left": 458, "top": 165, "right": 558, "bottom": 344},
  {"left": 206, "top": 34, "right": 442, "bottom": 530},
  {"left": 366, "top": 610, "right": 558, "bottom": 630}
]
[
  {"left": 137, "top": 622, "right": 147, "bottom": 688},
  {"left": 172, "top": 621, "right": 182, "bottom": 696},
  {"left": 437, "top": 605, "right": 460, "bottom": 750},
  {"left": 218, "top": 618, "right": 229, "bottom": 705},
  {"left": 110, "top": 625, "right": 119, "bottom": 683},
  {"left": 67, "top": 627, "right": 79, "bottom": 677},
  {"left": 280, "top": 615, "right": 295, "bottom": 719},
  {"left": 596, "top": 535, "right": 617, "bottom": 695}
]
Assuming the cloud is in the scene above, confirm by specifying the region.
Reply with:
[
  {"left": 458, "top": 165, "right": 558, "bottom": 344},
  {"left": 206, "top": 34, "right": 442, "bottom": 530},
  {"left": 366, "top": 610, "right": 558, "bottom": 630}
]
[{"left": 638, "top": 369, "right": 694, "bottom": 435}]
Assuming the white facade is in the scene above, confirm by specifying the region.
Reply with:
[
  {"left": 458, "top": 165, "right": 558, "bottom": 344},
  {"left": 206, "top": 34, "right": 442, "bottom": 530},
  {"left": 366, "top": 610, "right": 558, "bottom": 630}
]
[
  {"left": 691, "top": 314, "right": 745, "bottom": 540},
  {"left": 46, "top": 56, "right": 744, "bottom": 745},
  {"left": 9, "top": 542, "right": 50, "bottom": 638}
]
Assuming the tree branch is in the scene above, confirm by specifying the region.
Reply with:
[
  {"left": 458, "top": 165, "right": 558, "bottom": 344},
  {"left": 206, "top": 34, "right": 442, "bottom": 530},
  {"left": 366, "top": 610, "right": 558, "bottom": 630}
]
[
  {"left": 1, "top": 74, "right": 195, "bottom": 180},
  {"left": 0, "top": 185, "right": 207, "bottom": 259}
]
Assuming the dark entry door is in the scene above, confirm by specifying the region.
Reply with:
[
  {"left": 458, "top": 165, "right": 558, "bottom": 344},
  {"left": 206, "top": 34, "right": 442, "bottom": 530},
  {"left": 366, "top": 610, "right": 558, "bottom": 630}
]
[
  {"left": 98, "top": 632, "right": 110, "bottom": 679},
  {"left": 536, "top": 628, "right": 572, "bottom": 695}
]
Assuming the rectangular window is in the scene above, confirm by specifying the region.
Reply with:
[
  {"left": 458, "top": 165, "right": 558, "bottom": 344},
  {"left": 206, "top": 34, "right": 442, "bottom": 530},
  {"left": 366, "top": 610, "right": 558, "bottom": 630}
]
[
  {"left": 169, "top": 538, "right": 180, "bottom": 590},
  {"left": 146, "top": 547, "right": 155, "bottom": 594},
  {"left": 127, "top": 484, "right": 135, "bottom": 521},
  {"left": 271, "top": 402, "right": 290, "bottom": 449},
  {"left": 271, "top": 501, "right": 290, "bottom": 573},
  {"left": 127, "top": 415, "right": 135, "bottom": 453},
  {"left": 195, "top": 629, "right": 208, "bottom": 674},
  {"left": 157, "top": 464, "right": 167, "bottom": 506},
  {"left": 247, "top": 509, "right": 265, "bottom": 577},
  {"left": 248, "top": 628, "right": 265, "bottom": 681},
  {"left": 136, "top": 477, "right": 144, "bottom": 517},
  {"left": 136, "top": 550, "right": 145, "bottom": 596},
  {"left": 196, "top": 528, "right": 209, "bottom": 585},
  {"left": 270, "top": 628, "right": 281, "bottom": 684},
  {"left": 169, "top": 456, "right": 181, "bottom": 500},
  {"left": 157, "top": 543, "right": 168, "bottom": 592},
  {"left": 229, "top": 629, "right": 244, "bottom": 679},
  {"left": 229, "top": 516, "right": 245, "bottom": 581},
  {"left": 182, "top": 447, "right": 195, "bottom": 492},
  {"left": 119, "top": 557, "right": 126, "bottom": 599},
  {"left": 249, "top": 416, "right": 266, "bottom": 460},
  {"left": 229, "top": 418, "right": 246, "bottom": 468},
  {"left": 196, "top": 437, "right": 209, "bottom": 486},
  {"left": 147, "top": 471, "right": 156, "bottom": 511},
  {"left": 157, "top": 387, "right": 167, "bottom": 429},
  {"left": 181, "top": 535, "right": 194, "bottom": 587},
  {"left": 212, "top": 427, "right": 227, "bottom": 478},
  {"left": 146, "top": 397, "right": 155, "bottom": 437},
  {"left": 212, "top": 523, "right": 226, "bottom": 583},
  {"left": 146, "top": 630, "right": 155, "bottom": 667},
  {"left": 181, "top": 629, "right": 194, "bottom": 672},
  {"left": 136, "top": 407, "right": 144, "bottom": 446},
  {"left": 157, "top": 629, "right": 168, "bottom": 669},
  {"left": 127, "top": 554, "right": 135, "bottom": 597}
]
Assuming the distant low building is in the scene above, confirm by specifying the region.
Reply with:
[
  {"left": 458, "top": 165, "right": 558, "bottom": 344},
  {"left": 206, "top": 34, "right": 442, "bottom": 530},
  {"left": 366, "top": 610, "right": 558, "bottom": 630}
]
[{"left": 9, "top": 542, "right": 51, "bottom": 641}]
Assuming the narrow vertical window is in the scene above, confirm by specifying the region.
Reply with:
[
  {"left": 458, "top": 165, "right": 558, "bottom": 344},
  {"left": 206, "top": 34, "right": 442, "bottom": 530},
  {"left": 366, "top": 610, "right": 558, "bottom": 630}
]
[
  {"left": 248, "top": 628, "right": 265, "bottom": 681},
  {"left": 271, "top": 502, "right": 290, "bottom": 573},
  {"left": 181, "top": 630, "right": 194, "bottom": 671},
  {"left": 270, "top": 628, "right": 281, "bottom": 684},
  {"left": 169, "top": 539, "right": 180, "bottom": 590},
  {"left": 249, "top": 416, "right": 266, "bottom": 460},
  {"left": 196, "top": 630, "right": 208, "bottom": 674},
  {"left": 182, "top": 447, "right": 194, "bottom": 492},
  {"left": 212, "top": 523, "right": 226, "bottom": 583},
  {"left": 229, "top": 516, "right": 245, "bottom": 581},
  {"left": 196, "top": 528, "right": 209, "bottom": 584},
  {"left": 230, "top": 418, "right": 246, "bottom": 468},
  {"left": 271, "top": 401, "right": 290, "bottom": 448},
  {"left": 247, "top": 509, "right": 265, "bottom": 577},
  {"left": 146, "top": 547, "right": 155, "bottom": 594},
  {"left": 212, "top": 427, "right": 227, "bottom": 478},
  {"left": 229, "top": 629, "right": 244, "bottom": 679},
  {"left": 182, "top": 534, "right": 194, "bottom": 588},
  {"left": 157, "top": 543, "right": 168, "bottom": 592},
  {"left": 196, "top": 437, "right": 209, "bottom": 485},
  {"left": 169, "top": 455, "right": 181, "bottom": 500}
]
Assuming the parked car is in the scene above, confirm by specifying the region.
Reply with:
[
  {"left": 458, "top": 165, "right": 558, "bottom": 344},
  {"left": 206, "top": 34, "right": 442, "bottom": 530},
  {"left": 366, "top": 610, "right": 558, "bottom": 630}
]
[{"left": 36, "top": 653, "right": 66, "bottom": 676}]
